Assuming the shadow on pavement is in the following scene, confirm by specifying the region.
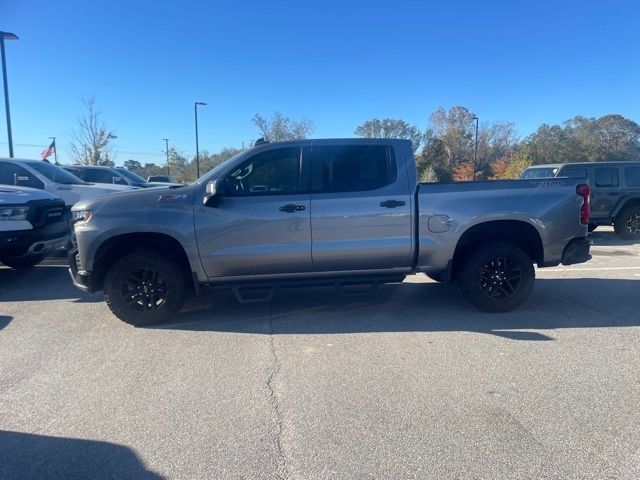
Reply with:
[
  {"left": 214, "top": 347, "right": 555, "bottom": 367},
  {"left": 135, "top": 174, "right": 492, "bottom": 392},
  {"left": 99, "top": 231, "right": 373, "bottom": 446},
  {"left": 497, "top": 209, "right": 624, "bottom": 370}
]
[
  {"left": 0, "top": 430, "right": 163, "bottom": 480},
  {"left": 153, "top": 278, "right": 640, "bottom": 340},
  {"left": 0, "top": 315, "right": 12, "bottom": 330},
  {"left": 0, "top": 262, "right": 102, "bottom": 303},
  {"left": 589, "top": 230, "right": 639, "bottom": 247}
]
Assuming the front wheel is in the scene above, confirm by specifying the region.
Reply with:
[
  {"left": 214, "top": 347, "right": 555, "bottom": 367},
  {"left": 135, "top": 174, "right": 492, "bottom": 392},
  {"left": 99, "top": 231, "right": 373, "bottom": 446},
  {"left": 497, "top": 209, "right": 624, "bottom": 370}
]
[
  {"left": 614, "top": 206, "right": 640, "bottom": 240},
  {"left": 459, "top": 242, "right": 535, "bottom": 313},
  {"left": 1, "top": 253, "right": 48, "bottom": 269},
  {"left": 104, "top": 251, "right": 187, "bottom": 326}
]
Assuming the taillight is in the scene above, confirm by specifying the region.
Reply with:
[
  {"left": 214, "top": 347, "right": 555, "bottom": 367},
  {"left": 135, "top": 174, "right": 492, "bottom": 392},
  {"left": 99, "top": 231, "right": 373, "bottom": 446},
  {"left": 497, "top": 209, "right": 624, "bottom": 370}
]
[{"left": 576, "top": 184, "right": 590, "bottom": 225}]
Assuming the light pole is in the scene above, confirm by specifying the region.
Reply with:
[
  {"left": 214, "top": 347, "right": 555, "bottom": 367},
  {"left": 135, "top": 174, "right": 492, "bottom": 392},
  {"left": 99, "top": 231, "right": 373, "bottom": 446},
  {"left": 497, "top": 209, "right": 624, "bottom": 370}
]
[
  {"left": 1, "top": 31, "right": 18, "bottom": 158},
  {"left": 471, "top": 115, "right": 479, "bottom": 181},
  {"left": 194, "top": 101, "right": 206, "bottom": 178},
  {"left": 163, "top": 138, "right": 170, "bottom": 175}
]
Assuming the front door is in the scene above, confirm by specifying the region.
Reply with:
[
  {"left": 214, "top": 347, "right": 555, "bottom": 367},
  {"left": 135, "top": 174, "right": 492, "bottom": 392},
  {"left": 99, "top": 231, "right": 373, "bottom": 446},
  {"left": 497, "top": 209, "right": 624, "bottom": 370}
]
[{"left": 194, "top": 146, "right": 312, "bottom": 278}]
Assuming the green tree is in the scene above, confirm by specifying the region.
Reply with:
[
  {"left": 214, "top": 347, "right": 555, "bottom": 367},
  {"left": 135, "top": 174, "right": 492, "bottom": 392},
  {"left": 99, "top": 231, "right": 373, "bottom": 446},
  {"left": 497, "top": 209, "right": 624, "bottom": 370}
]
[
  {"left": 252, "top": 112, "right": 314, "bottom": 142},
  {"left": 527, "top": 114, "right": 640, "bottom": 164},
  {"left": 418, "top": 106, "right": 517, "bottom": 181},
  {"left": 123, "top": 159, "right": 143, "bottom": 174},
  {"left": 502, "top": 147, "right": 534, "bottom": 179},
  {"left": 417, "top": 130, "right": 451, "bottom": 181},
  {"left": 354, "top": 118, "right": 423, "bottom": 151},
  {"left": 167, "top": 148, "right": 192, "bottom": 183}
]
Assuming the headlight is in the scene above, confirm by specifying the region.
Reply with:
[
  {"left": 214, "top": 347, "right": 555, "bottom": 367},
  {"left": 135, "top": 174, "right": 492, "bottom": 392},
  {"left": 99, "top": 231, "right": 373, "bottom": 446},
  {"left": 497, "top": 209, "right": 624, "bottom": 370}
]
[
  {"left": 0, "top": 206, "right": 29, "bottom": 221},
  {"left": 72, "top": 209, "right": 91, "bottom": 223}
]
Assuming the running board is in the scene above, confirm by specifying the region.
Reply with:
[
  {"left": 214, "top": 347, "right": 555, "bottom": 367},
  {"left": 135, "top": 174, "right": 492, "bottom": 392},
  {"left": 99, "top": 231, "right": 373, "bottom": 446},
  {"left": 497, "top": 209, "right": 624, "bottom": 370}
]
[
  {"left": 232, "top": 286, "right": 278, "bottom": 304},
  {"left": 334, "top": 280, "right": 380, "bottom": 297}
]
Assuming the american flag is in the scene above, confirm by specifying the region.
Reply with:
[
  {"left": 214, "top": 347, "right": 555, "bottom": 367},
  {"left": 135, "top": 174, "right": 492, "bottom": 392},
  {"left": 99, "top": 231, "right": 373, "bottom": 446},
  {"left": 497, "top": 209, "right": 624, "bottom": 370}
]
[{"left": 40, "top": 140, "right": 56, "bottom": 160}]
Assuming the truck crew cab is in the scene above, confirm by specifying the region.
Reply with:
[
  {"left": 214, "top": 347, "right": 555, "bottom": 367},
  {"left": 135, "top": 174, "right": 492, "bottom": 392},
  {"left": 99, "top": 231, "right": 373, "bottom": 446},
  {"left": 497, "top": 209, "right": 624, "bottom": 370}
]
[{"left": 70, "top": 139, "right": 592, "bottom": 326}]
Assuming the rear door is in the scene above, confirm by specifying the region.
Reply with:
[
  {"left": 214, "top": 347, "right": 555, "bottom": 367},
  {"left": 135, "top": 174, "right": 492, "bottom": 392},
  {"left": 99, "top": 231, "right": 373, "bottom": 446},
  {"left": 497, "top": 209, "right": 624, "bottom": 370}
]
[
  {"left": 308, "top": 144, "right": 413, "bottom": 272},
  {"left": 194, "top": 146, "right": 312, "bottom": 278}
]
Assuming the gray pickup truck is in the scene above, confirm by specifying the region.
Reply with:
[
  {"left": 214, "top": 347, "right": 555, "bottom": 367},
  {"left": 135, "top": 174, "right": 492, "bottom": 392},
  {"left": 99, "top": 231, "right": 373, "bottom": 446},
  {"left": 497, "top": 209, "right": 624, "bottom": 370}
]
[{"left": 69, "top": 139, "right": 592, "bottom": 325}]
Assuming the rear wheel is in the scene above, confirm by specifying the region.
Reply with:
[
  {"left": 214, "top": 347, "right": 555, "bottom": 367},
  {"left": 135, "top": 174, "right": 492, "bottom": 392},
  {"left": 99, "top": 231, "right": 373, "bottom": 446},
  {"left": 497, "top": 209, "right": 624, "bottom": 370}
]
[
  {"left": 459, "top": 242, "right": 535, "bottom": 313},
  {"left": 104, "top": 251, "right": 187, "bottom": 326},
  {"left": 614, "top": 206, "right": 640, "bottom": 240},
  {"left": 588, "top": 223, "right": 598, "bottom": 233},
  {"left": 0, "top": 253, "right": 48, "bottom": 269}
]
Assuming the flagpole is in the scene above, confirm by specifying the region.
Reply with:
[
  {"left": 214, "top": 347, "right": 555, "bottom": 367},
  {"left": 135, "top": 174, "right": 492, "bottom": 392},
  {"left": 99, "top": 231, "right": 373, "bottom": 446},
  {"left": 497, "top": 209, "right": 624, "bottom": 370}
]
[{"left": 49, "top": 137, "right": 57, "bottom": 164}]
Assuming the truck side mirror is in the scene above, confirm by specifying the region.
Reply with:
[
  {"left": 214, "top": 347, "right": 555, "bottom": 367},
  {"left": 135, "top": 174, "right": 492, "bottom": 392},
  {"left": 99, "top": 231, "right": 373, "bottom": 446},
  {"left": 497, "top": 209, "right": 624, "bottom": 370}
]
[{"left": 204, "top": 179, "right": 223, "bottom": 205}]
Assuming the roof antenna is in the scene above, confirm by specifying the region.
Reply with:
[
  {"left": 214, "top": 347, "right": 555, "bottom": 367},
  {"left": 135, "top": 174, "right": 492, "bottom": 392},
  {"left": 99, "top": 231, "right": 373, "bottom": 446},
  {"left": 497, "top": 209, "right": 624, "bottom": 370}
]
[{"left": 253, "top": 138, "right": 269, "bottom": 146}]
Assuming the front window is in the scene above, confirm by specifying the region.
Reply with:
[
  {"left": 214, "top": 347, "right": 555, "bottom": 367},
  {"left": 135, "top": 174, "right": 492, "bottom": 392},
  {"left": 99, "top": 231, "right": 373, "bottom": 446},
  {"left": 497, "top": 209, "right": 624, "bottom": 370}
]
[
  {"left": 27, "top": 161, "right": 84, "bottom": 185},
  {"left": 223, "top": 147, "right": 302, "bottom": 196}
]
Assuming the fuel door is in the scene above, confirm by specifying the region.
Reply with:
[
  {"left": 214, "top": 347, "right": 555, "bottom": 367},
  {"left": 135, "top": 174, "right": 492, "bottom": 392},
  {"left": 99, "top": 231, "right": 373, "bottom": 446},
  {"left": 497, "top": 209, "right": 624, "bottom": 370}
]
[{"left": 428, "top": 215, "right": 452, "bottom": 233}]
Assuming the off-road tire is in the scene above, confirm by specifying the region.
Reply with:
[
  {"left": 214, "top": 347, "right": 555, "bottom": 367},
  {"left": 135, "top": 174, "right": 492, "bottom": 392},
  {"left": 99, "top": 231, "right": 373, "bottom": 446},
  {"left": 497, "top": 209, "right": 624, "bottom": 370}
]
[
  {"left": 614, "top": 206, "right": 640, "bottom": 240},
  {"left": 459, "top": 242, "right": 535, "bottom": 313},
  {"left": 0, "top": 253, "right": 48, "bottom": 269},
  {"left": 104, "top": 251, "right": 187, "bottom": 326}
]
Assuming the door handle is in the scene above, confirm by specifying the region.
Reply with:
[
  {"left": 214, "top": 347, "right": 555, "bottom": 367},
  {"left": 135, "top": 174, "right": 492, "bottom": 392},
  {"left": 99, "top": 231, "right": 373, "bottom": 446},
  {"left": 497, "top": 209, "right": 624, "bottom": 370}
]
[
  {"left": 279, "top": 204, "right": 305, "bottom": 213},
  {"left": 380, "top": 200, "right": 406, "bottom": 208}
]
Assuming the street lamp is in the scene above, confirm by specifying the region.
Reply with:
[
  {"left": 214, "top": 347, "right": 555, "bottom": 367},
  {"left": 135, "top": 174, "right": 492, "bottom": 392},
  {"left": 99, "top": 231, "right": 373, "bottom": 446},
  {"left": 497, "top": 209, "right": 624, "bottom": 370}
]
[
  {"left": 1, "top": 31, "right": 18, "bottom": 158},
  {"left": 471, "top": 115, "right": 479, "bottom": 182},
  {"left": 194, "top": 101, "right": 207, "bottom": 178},
  {"left": 162, "top": 138, "right": 170, "bottom": 175}
]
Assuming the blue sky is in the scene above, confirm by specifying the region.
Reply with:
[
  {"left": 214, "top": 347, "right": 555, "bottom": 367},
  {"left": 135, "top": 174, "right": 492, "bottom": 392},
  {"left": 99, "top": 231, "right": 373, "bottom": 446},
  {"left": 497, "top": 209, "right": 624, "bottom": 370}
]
[{"left": 1, "top": 0, "right": 639, "bottom": 165}]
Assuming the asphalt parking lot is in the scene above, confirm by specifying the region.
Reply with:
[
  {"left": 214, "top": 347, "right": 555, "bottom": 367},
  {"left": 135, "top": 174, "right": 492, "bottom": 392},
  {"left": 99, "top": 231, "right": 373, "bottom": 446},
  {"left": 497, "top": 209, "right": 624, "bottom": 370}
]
[{"left": 1, "top": 226, "right": 639, "bottom": 480}]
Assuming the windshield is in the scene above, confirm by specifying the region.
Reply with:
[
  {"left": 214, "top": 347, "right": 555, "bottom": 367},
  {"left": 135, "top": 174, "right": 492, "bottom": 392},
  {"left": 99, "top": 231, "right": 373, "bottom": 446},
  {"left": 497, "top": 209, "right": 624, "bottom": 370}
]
[
  {"left": 27, "top": 161, "right": 85, "bottom": 185},
  {"left": 520, "top": 167, "right": 559, "bottom": 179},
  {"left": 117, "top": 168, "right": 147, "bottom": 183}
]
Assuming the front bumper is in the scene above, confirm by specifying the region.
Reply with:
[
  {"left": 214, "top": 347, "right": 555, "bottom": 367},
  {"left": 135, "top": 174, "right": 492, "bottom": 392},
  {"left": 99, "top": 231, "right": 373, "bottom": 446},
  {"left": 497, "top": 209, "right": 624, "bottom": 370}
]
[
  {"left": 561, "top": 237, "right": 592, "bottom": 265},
  {"left": 68, "top": 248, "right": 97, "bottom": 293},
  {"left": 1, "top": 226, "right": 70, "bottom": 258}
]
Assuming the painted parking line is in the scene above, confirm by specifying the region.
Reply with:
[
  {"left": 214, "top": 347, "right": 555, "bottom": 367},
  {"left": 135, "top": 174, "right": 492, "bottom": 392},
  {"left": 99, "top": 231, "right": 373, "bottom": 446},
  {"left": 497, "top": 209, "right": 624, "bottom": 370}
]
[{"left": 537, "top": 266, "right": 640, "bottom": 272}]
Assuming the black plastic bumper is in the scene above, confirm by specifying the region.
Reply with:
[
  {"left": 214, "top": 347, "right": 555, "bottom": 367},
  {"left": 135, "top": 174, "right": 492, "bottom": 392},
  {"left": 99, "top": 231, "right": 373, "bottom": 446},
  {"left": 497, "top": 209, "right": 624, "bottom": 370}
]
[
  {"left": 0, "top": 222, "right": 70, "bottom": 258},
  {"left": 67, "top": 249, "right": 97, "bottom": 293},
  {"left": 561, "top": 237, "right": 592, "bottom": 265}
]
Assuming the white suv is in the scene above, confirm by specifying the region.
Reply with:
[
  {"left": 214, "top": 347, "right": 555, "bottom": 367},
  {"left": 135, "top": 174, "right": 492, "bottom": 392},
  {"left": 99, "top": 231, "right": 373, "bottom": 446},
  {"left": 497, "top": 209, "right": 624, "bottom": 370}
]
[{"left": 0, "top": 158, "right": 137, "bottom": 206}]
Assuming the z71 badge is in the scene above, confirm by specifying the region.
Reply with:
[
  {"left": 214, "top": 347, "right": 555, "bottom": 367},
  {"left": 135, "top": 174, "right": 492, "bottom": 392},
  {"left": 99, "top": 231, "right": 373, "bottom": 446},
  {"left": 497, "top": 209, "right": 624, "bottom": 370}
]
[{"left": 157, "top": 194, "right": 187, "bottom": 202}]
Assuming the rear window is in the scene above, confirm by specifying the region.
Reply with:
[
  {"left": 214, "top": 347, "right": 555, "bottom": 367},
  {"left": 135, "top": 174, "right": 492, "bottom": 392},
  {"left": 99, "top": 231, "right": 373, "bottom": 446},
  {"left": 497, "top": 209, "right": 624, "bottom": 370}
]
[
  {"left": 310, "top": 145, "right": 395, "bottom": 193},
  {"left": 625, "top": 167, "right": 640, "bottom": 186},
  {"left": 561, "top": 168, "right": 588, "bottom": 179},
  {"left": 594, "top": 167, "right": 619, "bottom": 187},
  {"left": 82, "top": 168, "right": 119, "bottom": 184},
  {"left": 520, "top": 167, "right": 559, "bottom": 179}
]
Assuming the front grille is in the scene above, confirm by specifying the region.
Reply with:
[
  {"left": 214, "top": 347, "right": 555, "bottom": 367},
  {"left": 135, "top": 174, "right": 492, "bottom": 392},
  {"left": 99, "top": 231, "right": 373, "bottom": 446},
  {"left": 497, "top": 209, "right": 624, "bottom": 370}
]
[{"left": 31, "top": 203, "right": 69, "bottom": 227}]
